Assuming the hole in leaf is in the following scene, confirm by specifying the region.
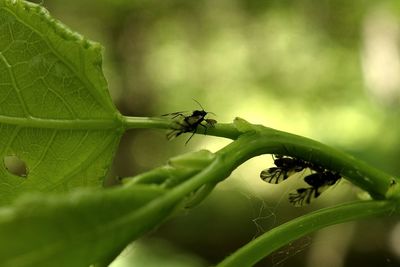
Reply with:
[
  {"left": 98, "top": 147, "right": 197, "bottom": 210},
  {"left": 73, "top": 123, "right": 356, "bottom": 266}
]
[{"left": 4, "top": 155, "right": 28, "bottom": 178}]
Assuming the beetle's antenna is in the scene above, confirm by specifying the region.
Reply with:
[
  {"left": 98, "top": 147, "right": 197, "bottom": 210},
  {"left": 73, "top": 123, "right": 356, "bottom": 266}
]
[{"left": 192, "top": 99, "right": 205, "bottom": 111}]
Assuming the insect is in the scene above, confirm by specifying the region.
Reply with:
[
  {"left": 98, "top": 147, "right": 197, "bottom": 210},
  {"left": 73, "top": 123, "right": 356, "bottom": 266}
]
[
  {"left": 260, "top": 154, "right": 341, "bottom": 206},
  {"left": 260, "top": 155, "right": 310, "bottom": 184},
  {"left": 163, "top": 100, "right": 216, "bottom": 144},
  {"left": 288, "top": 170, "right": 341, "bottom": 206}
]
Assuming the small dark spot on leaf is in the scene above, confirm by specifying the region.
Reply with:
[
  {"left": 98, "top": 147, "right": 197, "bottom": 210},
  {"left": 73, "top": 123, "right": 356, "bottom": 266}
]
[{"left": 4, "top": 155, "right": 28, "bottom": 178}]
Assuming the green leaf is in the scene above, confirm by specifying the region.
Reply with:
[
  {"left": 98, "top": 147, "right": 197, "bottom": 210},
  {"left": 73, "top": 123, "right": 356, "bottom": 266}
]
[
  {"left": 0, "top": 0, "right": 123, "bottom": 204},
  {"left": 0, "top": 147, "right": 220, "bottom": 267},
  {"left": 0, "top": 184, "right": 171, "bottom": 267}
]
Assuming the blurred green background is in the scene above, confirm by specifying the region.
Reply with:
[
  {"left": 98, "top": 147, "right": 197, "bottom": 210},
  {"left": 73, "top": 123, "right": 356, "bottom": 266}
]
[{"left": 39, "top": 0, "right": 400, "bottom": 266}]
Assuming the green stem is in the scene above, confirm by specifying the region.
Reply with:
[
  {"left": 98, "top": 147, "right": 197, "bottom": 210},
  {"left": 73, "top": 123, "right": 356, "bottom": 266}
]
[
  {"left": 122, "top": 115, "right": 241, "bottom": 139},
  {"left": 114, "top": 126, "right": 398, "bottom": 267},
  {"left": 204, "top": 123, "right": 241, "bottom": 139},
  {"left": 115, "top": 133, "right": 398, "bottom": 259},
  {"left": 123, "top": 115, "right": 397, "bottom": 199},
  {"left": 122, "top": 116, "right": 172, "bottom": 129},
  {"left": 216, "top": 200, "right": 399, "bottom": 267},
  {"left": 218, "top": 130, "right": 395, "bottom": 198},
  {"left": 123, "top": 115, "right": 396, "bottom": 198},
  {"left": 115, "top": 135, "right": 259, "bottom": 240},
  {"left": 119, "top": 116, "right": 399, "bottom": 267}
]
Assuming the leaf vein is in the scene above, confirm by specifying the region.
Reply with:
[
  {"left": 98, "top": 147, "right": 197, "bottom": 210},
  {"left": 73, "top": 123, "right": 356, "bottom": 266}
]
[
  {"left": 0, "top": 52, "right": 30, "bottom": 116},
  {"left": 29, "top": 130, "right": 57, "bottom": 172},
  {"left": 1, "top": 6, "right": 114, "bottom": 114},
  {"left": 44, "top": 132, "right": 117, "bottom": 191}
]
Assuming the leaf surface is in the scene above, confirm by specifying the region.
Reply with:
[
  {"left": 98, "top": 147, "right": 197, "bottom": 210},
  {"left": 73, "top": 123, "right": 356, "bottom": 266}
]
[
  {"left": 0, "top": 0, "right": 123, "bottom": 204},
  {"left": 0, "top": 149, "right": 217, "bottom": 267},
  {"left": 0, "top": 184, "right": 172, "bottom": 267}
]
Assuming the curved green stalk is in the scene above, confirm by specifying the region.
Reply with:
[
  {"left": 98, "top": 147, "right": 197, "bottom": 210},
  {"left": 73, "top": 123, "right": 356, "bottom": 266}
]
[
  {"left": 123, "top": 130, "right": 395, "bottom": 225},
  {"left": 216, "top": 200, "right": 400, "bottom": 267},
  {"left": 120, "top": 115, "right": 399, "bottom": 267},
  {"left": 119, "top": 117, "right": 398, "bottom": 266},
  {"left": 123, "top": 115, "right": 397, "bottom": 199}
]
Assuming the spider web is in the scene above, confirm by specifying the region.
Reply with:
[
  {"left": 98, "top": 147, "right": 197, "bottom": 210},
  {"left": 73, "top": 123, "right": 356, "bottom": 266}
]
[{"left": 237, "top": 165, "right": 316, "bottom": 267}]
